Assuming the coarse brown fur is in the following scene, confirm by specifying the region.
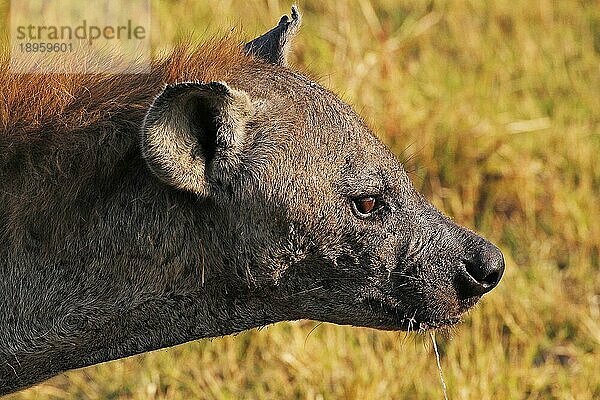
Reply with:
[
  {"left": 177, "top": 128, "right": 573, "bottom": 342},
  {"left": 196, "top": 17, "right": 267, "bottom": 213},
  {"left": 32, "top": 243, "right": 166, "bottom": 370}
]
[
  {"left": 0, "top": 38, "right": 252, "bottom": 175},
  {"left": 0, "top": 38, "right": 256, "bottom": 245}
]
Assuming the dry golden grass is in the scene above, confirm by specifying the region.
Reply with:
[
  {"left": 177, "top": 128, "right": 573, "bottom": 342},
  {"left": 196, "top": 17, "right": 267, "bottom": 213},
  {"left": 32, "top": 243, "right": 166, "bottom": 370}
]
[{"left": 3, "top": 0, "right": 600, "bottom": 398}]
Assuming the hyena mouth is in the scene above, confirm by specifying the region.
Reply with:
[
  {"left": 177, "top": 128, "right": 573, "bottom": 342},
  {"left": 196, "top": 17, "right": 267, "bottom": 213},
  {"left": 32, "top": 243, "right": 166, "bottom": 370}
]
[
  {"left": 414, "top": 317, "right": 462, "bottom": 331},
  {"left": 362, "top": 296, "right": 464, "bottom": 331},
  {"left": 393, "top": 314, "right": 463, "bottom": 332},
  {"left": 379, "top": 313, "right": 463, "bottom": 332}
]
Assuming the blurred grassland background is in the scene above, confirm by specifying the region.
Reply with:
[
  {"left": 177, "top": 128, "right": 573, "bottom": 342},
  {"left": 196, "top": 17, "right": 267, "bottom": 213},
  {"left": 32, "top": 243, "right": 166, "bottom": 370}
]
[{"left": 2, "top": 0, "right": 600, "bottom": 398}]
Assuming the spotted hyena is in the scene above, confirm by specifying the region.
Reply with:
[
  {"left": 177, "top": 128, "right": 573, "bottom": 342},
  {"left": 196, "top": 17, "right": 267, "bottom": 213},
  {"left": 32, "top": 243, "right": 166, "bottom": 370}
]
[{"left": 0, "top": 7, "right": 503, "bottom": 393}]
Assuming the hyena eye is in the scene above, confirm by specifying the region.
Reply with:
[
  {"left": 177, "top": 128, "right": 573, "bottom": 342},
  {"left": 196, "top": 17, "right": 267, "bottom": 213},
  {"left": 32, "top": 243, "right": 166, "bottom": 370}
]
[{"left": 352, "top": 196, "right": 379, "bottom": 217}]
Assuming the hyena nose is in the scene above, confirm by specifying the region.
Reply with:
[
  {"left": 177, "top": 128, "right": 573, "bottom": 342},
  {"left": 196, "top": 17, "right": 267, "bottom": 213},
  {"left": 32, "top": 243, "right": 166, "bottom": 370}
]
[{"left": 459, "top": 241, "right": 505, "bottom": 297}]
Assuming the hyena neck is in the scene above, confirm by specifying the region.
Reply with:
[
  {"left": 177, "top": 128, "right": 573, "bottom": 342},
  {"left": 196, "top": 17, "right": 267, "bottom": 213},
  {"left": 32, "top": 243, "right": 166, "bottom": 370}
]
[{"left": 0, "top": 252, "right": 285, "bottom": 394}]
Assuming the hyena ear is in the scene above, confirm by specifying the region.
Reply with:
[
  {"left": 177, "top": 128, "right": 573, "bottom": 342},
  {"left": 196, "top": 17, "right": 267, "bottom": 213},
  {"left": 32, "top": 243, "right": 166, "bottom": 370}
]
[
  {"left": 244, "top": 5, "right": 301, "bottom": 66},
  {"left": 141, "top": 82, "right": 253, "bottom": 196}
]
